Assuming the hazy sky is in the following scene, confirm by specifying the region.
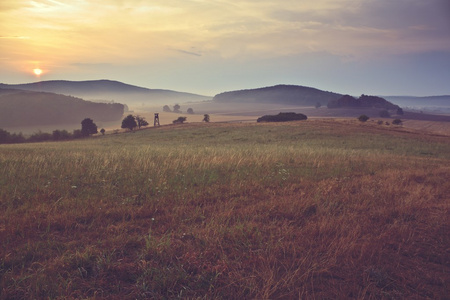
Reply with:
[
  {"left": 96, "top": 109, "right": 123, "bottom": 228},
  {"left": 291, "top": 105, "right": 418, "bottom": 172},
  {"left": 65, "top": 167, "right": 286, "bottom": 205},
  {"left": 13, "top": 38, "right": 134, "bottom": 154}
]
[{"left": 1, "top": 0, "right": 450, "bottom": 96}]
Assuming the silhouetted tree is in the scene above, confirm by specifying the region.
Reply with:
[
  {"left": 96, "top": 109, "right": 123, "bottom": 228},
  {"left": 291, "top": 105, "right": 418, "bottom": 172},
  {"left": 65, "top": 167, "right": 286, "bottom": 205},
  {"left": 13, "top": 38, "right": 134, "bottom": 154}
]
[
  {"left": 203, "top": 114, "right": 210, "bottom": 122},
  {"left": 136, "top": 115, "right": 149, "bottom": 128},
  {"left": 52, "top": 130, "right": 71, "bottom": 141},
  {"left": 163, "top": 105, "right": 172, "bottom": 112},
  {"left": 73, "top": 129, "right": 83, "bottom": 139},
  {"left": 187, "top": 108, "right": 194, "bottom": 114},
  {"left": 173, "top": 104, "right": 181, "bottom": 113},
  {"left": 121, "top": 114, "right": 137, "bottom": 131},
  {"left": 173, "top": 116, "right": 187, "bottom": 124},
  {"left": 81, "top": 118, "right": 98, "bottom": 136},
  {"left": 100, "top": 128, "right": 106, "bottom": 135}
]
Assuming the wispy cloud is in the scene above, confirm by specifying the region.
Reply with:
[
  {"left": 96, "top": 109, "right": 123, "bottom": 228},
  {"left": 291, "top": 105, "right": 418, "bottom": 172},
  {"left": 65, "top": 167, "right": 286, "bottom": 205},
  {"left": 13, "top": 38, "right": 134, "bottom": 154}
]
[
  {"left": 0, "top": 36, "right": 29, "bottom": 39},
  {"left": 170, "top": 48, "right": 202, "bottom": 57}
]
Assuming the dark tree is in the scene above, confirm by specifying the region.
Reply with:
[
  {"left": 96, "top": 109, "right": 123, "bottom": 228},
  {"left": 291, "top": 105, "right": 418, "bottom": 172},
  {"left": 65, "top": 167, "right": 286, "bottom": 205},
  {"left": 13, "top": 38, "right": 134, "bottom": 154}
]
[
  {"left": 173, "top": 116, "right": 187, "bottom": 124},
  {"left": 358, "top": 115, "right": 369, "bottom": 122},
  {"left": 163, "top": 105, "right": 172, "bottom": 112},
  {"left": 100, "top": 128, "right": 106, "bottom": 135},
  {"left": 81, "top": 118, "right": 98, "bottom": 136},
  {"left": 121, "top": 114, "right": 137, "bottom": 131},
  {"left": 187, "top": 108, "right": 194, "bottom": 114},
  {"left": 203, "top": 114, "right": 210, "bottom": 122},
  {"left": 72, "top": 129, "right": 83, "bottom": 139},
  {"left": 173, "top": 104, "right": 181, "bottom": 113},
  {"left": 136, "top": 115, "right": 149, "bottom": 128}
]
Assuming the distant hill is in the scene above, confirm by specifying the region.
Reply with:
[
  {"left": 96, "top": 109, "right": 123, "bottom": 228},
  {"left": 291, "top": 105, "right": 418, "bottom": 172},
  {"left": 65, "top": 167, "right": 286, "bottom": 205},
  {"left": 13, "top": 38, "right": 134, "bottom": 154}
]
[
  {"left": 0, "top": 80, "right": 211, "bottom": 108},
  {"left": 328, "top": 94, "right": 399, "bottom": 110},
  {"left": 0, "top": 89, "right": 124, "bottom": 128},
  {"left": 212, "top": 85, "right": 342, "bottom": 106},
  {"left": 384, "top": 95, "right": 450, "bottom": 108}
]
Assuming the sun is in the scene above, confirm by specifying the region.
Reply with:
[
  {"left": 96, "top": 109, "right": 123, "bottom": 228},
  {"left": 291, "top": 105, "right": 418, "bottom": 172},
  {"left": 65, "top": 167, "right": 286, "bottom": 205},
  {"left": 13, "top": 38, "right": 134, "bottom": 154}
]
[{"left": 33, "top": 68, "right": 43, "bottom": 76}]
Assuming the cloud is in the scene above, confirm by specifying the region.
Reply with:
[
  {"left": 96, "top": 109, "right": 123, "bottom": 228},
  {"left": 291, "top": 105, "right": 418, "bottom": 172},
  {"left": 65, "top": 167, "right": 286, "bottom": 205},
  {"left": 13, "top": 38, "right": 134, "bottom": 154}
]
[
  {"left": 0, "top": 36, "right": 29, "bottom": 39},
  {"left": 170, "top": 48, "right": 202, "bottom": 57}
]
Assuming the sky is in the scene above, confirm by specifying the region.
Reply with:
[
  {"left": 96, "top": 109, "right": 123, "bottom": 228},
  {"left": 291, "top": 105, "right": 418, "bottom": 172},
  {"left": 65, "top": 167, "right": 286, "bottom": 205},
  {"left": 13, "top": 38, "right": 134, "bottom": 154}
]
[{"left": 1, "top": 0, "right": 450, "bottom": 96}]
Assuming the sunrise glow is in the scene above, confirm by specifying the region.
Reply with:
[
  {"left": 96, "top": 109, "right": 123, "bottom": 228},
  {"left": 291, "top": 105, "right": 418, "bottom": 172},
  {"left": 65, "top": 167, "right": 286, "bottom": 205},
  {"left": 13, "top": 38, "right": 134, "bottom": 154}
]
[
  {"left": 33, "top": 68, "right": 43, "bottom": 76},
  {"left": 0, "top": 0, "right": 449, "bottom": 95}
]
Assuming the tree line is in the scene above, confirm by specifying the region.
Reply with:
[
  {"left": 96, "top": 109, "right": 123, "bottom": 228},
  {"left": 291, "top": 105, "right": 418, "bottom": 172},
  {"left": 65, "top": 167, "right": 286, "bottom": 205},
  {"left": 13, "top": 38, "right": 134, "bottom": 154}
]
[
  {"left": 1, "top": 112, "right": 211, "bottom": 144},
  {"left": 0, "top": 117, "right": 101, "bottom": 144}
]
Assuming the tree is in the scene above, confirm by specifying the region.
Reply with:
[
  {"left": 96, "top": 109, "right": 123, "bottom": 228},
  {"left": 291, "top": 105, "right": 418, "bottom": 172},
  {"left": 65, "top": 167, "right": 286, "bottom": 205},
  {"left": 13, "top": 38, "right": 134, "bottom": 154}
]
[
  {"left": 121, "top": 114, "right": 137, "bottom": 131},
  {"left": 136, "top": 115, "right": 149, "bottom": 128},
  {"left": 173, "top": 104, "right": 181, "bottom": 113},
  {"left": 187, "top": 108, "right": 194, "bottom": 114},
  {"left": 173, "top": 116, "right": 187, "bottom": 124},
  {"left": 81, "top": 118, "right": 98, "bottom": 136},
  {"left": 358, "top": 115, "right": 369, "bottom": 122},
  {"left": 100, "top": 128, "right": 106, "bottom": 135},
  {"left": 203, "top": 114, "right": 210, "bottom": 122},
  {"left": 163, "top": 105, "right": 172, "bottom": 112}
]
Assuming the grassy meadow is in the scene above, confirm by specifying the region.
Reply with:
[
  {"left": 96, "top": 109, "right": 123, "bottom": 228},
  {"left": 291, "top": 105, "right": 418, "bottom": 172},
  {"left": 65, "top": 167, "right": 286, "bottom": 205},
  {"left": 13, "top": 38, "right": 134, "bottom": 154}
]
[{"left": 1, "top": 119, "right": 449, "bottom": 299}]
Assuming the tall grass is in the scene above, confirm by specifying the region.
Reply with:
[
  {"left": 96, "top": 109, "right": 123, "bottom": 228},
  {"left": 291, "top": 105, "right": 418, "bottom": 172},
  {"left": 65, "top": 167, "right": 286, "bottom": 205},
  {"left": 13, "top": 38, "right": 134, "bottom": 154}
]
[{"left": 1, "top": 120, "right": 449, "bottom": 299}]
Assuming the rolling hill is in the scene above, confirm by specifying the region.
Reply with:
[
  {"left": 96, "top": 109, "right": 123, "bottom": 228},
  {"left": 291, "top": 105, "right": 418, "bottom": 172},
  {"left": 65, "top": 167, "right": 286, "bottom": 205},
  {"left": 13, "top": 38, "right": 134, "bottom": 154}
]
[
  {"left": 212, "top": 84, "right": 342, "bottom": 106},
  {"left": 0, "top": 89, "right": 124, "bottom": 128},
  {"left": 0, "top": 80, "right": 211, "bottom": 108}
]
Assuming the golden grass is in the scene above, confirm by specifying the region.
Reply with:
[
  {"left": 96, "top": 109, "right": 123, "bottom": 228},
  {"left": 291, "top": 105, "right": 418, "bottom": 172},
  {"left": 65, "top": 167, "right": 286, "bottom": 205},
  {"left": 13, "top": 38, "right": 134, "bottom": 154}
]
[{"left": 0, "top": 119, "right": 449, "bottom": 299}]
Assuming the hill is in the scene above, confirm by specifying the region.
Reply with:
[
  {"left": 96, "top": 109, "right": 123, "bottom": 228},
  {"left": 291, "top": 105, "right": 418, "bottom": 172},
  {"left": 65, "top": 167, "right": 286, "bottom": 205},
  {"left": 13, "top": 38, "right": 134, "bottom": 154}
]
[
  {"left": 327, "top": 94, "right": 399, "bottom": 110},
  {"left": 0, "top": 80, "right": 211, "bottom": 109},
  {"left": 212, "top": 84, "right": 342, "bottom": 106},
  {"left": 0, "top": 89, "right": 124, "bottom": 128}
]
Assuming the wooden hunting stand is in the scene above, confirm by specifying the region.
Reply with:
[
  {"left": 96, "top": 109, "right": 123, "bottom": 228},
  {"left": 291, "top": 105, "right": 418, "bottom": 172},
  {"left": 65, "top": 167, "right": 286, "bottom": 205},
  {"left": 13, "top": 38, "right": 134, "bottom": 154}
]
[{"left": 154, "top": 113, "right": 160, "bottom": 126}]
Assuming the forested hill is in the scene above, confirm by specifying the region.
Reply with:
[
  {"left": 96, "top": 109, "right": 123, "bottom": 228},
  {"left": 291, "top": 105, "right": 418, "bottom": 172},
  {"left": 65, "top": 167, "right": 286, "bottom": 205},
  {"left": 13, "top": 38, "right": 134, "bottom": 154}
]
[
  {"left": 0, "top": 89, "right": 124, "bottom": 128},
  {"left": 212, "top": 85, "right": 342, "bottom": 106}
]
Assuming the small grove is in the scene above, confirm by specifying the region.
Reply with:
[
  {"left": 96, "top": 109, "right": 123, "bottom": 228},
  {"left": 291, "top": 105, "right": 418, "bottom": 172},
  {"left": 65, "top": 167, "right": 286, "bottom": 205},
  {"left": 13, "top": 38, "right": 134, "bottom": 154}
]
[{"left": 1, "top": 120, "right": 449, "bottom": 299}]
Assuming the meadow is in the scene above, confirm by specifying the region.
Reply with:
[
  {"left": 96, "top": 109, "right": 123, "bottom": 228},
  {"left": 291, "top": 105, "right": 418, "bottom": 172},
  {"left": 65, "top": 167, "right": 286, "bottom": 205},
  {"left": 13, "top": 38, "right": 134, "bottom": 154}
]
[{"left": 0, "top": 119, "right": 449, "bottom": 299}]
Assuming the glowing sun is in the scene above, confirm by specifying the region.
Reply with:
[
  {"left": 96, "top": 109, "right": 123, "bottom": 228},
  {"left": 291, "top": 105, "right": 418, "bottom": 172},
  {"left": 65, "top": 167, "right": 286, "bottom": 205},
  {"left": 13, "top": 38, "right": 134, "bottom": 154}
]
[{"left": 33, "top": 68, "right": 43, "bottom": 76}]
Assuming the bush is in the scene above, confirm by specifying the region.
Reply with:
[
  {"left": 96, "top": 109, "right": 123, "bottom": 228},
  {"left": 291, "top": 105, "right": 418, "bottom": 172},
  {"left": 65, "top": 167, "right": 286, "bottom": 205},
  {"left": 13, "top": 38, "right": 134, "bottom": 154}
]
[
  {"left": 173, "top": 116, "right": 187, "bottom": 124},
  {"left": 257, "top": 112, "right": 307, "bottom": 122},
  {"left": 358, "top": 115, "right": 369, "bottom": 122},
  {"left": 392, "top": 119, "right": 402, "bottom": 125}
]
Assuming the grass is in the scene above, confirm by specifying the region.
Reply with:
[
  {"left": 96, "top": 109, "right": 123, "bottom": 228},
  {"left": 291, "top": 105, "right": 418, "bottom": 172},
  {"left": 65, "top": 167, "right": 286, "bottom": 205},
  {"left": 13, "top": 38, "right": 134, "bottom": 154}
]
[{"left": 1, "top": 119, "right": 449, "bottom": 299}]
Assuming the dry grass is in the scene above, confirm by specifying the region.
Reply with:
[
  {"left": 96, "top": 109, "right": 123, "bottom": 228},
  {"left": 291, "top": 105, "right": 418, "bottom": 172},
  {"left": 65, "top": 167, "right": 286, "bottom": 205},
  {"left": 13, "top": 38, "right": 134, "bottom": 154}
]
[{"left": 1, "top": 119, "right": 449, "bottom": 299}]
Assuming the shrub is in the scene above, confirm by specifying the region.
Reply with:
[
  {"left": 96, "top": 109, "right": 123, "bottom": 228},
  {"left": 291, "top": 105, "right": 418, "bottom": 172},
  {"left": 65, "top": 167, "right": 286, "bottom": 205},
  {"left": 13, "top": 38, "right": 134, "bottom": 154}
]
[
  {"left": 392, "top": 119, "right": 402, "bottom": 125},
  {"left": 358, "top": 115, "right": 369, "bottom": 122},
  {"left": 173, "top": 116, "right": 187, "bottom": 124}
]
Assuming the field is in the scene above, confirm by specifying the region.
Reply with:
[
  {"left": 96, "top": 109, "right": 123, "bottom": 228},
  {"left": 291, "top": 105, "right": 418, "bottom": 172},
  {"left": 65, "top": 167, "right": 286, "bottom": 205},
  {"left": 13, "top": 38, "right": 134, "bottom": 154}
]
[{"left": 1, "top": 119, "right": 449, "bottom": 299}]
